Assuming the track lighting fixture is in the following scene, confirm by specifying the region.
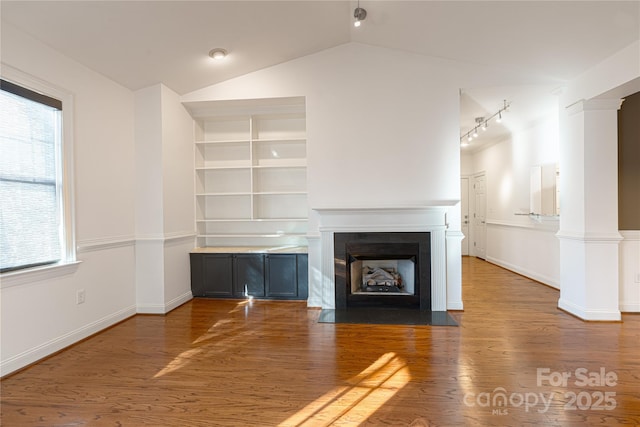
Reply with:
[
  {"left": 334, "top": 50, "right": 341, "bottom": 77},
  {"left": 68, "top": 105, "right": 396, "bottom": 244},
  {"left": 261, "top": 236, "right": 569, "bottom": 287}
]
[
  {"left": 460, "top": 99, "right": 510, "bottom": 145},
  {"left": 354, "top": 0, "right": 367, "bottom": 27}
]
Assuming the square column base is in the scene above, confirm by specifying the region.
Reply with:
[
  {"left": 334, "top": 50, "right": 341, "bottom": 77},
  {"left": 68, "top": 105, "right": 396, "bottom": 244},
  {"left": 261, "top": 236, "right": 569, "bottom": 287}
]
[{"left": 557, "top": 232, "right": 622, "bottom": 321}]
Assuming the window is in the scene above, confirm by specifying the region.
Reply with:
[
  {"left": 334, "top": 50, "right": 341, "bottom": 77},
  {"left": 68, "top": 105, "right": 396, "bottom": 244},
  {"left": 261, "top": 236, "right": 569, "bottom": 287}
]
[{"left": 0, "top": 77, "right": 73, "bottom": 273}]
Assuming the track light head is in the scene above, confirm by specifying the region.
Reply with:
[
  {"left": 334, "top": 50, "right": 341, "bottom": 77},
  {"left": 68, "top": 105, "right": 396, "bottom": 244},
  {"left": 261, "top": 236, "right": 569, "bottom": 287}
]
[{"left": 354, "top": 7, "right": 367, "bottom": 27}]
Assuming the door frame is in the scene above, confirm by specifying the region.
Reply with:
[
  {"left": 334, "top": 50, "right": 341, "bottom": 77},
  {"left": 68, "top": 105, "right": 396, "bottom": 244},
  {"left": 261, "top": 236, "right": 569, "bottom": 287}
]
[
  {"left": 460, "top": 176, "right": 470, "bottom": 256},
  {"left": 470, "top": 171, "right": 487, "bottom": 259}
]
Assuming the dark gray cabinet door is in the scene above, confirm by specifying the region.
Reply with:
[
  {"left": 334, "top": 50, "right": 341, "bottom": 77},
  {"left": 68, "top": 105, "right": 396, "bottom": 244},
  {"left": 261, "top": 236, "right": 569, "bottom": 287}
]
[
  {"left": 265, "top": 254, "right": 298, "bottom": 298},
  {"left": 202, "top": 254, "right": 233, "bottom": 297},
  {"left": 234, "top": 254, "right": 265, "bottom": 297},
  {"left": 296, "top": 254, "right": 308, "bottom": 300}
]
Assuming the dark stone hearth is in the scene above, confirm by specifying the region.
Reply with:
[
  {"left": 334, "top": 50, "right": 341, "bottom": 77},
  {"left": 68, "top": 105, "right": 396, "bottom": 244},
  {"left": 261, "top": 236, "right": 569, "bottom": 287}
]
[
  {"left": 318, "top": 308, "right": 457, "bottom": 326},
  {"left": 334, "top": 232, "right": 431, "bottom": 310}
]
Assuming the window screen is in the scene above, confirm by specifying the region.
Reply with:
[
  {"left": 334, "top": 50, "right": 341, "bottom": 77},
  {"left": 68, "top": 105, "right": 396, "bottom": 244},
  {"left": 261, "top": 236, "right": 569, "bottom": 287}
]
[{"left": 0, "top": 79, "right": 64, "bottom": 272}]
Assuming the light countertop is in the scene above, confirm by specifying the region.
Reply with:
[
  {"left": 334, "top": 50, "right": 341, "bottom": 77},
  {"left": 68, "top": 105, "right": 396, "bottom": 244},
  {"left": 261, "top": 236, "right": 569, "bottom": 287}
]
[{"left": 191, "top": 246, "right": 308, "bottom": 254}]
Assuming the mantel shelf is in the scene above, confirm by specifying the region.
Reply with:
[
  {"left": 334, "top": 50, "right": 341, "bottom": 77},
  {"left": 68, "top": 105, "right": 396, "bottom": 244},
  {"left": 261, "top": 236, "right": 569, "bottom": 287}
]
[{"left": 313, "top": 201, "right": 460, "bottom": 214}]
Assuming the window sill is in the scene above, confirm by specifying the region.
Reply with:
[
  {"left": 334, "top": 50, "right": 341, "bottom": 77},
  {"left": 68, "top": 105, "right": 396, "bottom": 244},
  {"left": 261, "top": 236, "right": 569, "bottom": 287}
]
[{"left": 0, "top": 261, "right": 82, "bottom": 289}]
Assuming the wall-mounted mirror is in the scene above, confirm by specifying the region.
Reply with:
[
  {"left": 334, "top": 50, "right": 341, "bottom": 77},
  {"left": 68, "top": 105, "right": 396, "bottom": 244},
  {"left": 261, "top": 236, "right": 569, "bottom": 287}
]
[{"left": 530, "top": 163, "right": 559, "bottom": 216}]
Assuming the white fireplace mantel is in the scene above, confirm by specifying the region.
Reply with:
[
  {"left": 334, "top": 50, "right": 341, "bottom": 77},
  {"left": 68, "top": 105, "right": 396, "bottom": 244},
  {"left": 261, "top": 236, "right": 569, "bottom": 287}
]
[{"left": 308, "top": 203, "right": 462, "bottom": 311}]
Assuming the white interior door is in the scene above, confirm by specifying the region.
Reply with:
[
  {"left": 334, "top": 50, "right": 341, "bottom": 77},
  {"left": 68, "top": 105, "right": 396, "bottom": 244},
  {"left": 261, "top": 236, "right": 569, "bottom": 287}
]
[
  {"left": 472, "top": 173, "right": 487, "bottom": 260},
  {"left": 460, "top": 177, "right": 469, "bottom": 256}
]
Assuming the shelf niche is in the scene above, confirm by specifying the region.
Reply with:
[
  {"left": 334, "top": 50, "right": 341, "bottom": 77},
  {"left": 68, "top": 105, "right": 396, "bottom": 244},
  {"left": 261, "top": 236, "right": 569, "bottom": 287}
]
[{"left": 185, "top": 97, "right": 308, "bottom": 249}]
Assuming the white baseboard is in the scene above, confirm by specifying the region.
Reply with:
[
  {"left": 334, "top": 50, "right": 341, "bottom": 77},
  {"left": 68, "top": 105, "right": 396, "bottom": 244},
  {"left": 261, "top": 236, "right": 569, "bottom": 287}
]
[
  {"left": 0, "top": 305, "right": 136, "bottom": 377},
  {"left": 558, "top": 298, "right": 622, "bottom": 321},
  {"left": 486, "top": 256, "right": 560, "bottom": 289},
  {"left": 447, "top": 301, "right": 464, "bottom": 310},
  {"left": 137, "top": 291, "right": 193, "bottom": 314},
  {"left": 620, "top": 302, "right": 640, "bottom": 313},
  {"left": 165, "top": 291, "right": 193, "bottom": 313}
]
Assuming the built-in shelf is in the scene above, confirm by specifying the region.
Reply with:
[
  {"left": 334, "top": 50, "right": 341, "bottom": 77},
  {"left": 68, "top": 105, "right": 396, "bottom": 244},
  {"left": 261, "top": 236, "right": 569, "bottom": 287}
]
[{"left": 185, "top": 97, "right": 308, "bottom": 249}]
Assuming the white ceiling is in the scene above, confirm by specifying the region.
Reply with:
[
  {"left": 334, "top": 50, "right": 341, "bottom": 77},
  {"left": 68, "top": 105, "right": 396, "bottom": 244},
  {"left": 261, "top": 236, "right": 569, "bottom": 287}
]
[{"left": 2, "top": 1, "right": 639, "bottom": 149}]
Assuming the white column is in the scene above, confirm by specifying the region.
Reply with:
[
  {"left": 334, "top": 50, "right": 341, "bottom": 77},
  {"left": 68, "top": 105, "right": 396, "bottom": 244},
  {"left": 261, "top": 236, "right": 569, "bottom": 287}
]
[
  {"left": 431, "top": 229, "right": 447, "bottom": 311},
  {"left": 134, "top": 85, "right": 166, "bottom": 313},
  {"left": 446, "top": 230, "right": 464, "bottom": 310},
  {"left": 320, "top": 230, "right": 336, "bottom": 309},
  {"left": 557, "top": 98, "right": 623, "bottom": 321},
  {"left": 305, "top": 235, "right": 323, "bottom": 308}
]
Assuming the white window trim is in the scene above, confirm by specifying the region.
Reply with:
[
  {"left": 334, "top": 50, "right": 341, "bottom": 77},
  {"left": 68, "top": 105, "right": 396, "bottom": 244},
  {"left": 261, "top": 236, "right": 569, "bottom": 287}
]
[
  {"left": 0, "top": 261, "right": 82, "bottom": 289},
  {"left": 0, "top": 64, "right": 77, "bottom": 283}
]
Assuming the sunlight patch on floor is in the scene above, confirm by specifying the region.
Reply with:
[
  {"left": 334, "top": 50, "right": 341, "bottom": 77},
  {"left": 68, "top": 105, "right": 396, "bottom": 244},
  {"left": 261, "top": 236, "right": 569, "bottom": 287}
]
[
  {"left": 153, "top": 348, "right": 201, "bottom": 378},
  {"left": 192, "top": 318, "right": 233, "bottom": 344},
  {"left": 154, "top": 300, "right": 253, "bottom": 378},
  {"left": 279, "top": 352, "right": 411, "bottom": 426}
]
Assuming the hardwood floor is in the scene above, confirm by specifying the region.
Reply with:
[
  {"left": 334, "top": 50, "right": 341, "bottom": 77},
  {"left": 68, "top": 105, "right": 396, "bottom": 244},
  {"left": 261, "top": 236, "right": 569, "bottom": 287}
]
[{"left": 2, "top": 257, "right": 639, "bottom": 426}]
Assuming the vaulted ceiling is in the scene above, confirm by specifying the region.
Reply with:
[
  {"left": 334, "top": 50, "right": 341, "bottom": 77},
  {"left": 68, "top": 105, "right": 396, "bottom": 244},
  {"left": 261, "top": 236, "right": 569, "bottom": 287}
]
[{"left": 2, "top": 1, "right": 639, "bottom": 147}]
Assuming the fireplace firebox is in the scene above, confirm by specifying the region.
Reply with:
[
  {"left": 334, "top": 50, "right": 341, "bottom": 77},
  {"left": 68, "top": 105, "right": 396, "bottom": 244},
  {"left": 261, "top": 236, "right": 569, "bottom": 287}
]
[{"left": 334, "top": 232, "right": 431, "bottom": 309}]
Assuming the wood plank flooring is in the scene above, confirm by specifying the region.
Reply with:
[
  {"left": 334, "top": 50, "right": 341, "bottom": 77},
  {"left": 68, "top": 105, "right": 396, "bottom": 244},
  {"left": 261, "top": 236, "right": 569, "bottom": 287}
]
[{"left": 2, "top": 257, "right": 639, "bottom": 426}]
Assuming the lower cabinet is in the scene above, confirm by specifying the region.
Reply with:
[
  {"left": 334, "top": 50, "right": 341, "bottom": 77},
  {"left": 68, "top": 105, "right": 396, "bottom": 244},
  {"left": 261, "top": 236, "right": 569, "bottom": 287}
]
[
  {"left": 190, "top": 252, "right": 308, "bottom": 300},
  {"left": 234, "top": 254, "right": 265, "bottom": 297}
]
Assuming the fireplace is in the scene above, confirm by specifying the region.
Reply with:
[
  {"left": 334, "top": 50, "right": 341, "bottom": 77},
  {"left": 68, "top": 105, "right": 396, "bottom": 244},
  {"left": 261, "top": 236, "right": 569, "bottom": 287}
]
[
  {"left": 309, "top": 205, "right": 463, "bottom": 312},
  {"left": 334, "top": 232, "right": 431, "bottom": 309}
]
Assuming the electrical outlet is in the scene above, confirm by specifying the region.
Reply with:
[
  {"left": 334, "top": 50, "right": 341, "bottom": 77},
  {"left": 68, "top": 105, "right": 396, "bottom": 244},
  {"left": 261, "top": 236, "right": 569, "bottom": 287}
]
[
  {"left": 76, "top": 289, "right": 86, "bottom": 305},
  {"left": 635, "top": 273, "right": 640, "bottom": 284}
]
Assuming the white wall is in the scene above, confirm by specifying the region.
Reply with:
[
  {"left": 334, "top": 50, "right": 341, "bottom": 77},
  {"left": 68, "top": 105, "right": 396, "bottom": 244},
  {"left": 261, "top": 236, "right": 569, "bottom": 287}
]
[
  {"left": 1, "top": 23, "right": 137, "bottom": 375},
  {"left": 183, "top": 43, "right": 464, "bottom": 212},
  {"left": 460, "top": 152, "right": 474, "bottom": 177},
  {"left": 619, "top": 231, "right": 640, "bottom": 312},
  {"left": 469, "top": 116, "right": 561, "bottom": 288}
]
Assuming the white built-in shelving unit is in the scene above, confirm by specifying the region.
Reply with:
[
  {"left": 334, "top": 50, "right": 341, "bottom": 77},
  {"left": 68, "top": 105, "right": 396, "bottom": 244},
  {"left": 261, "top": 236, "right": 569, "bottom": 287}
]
[{"left": 184, "top": 97, "right": 308, "bottom": 248}]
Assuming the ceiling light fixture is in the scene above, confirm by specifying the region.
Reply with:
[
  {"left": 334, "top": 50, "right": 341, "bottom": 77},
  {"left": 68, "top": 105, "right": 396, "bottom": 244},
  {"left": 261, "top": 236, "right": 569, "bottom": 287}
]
[
  {"left": 460, "top": 99, "right": 510, "bottom": 145},
  {"left": 354, "top": 0, "right": 367, "bottom": 27},
  {"left": 208, "top": 48, "right": 228, "bottom": 61}
]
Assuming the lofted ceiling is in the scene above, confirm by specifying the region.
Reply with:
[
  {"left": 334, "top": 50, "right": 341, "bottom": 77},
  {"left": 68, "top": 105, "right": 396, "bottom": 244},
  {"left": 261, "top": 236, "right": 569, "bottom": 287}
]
[{"left": 2, "top": 1, "right": 639, "bottom": 149}]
